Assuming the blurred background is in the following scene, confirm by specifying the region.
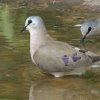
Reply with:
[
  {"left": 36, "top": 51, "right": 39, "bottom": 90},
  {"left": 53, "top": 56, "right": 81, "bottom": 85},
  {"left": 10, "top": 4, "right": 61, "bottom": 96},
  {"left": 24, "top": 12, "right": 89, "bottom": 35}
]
[{"left": 0, "top": 0, "right": 100, "bottom": 100}]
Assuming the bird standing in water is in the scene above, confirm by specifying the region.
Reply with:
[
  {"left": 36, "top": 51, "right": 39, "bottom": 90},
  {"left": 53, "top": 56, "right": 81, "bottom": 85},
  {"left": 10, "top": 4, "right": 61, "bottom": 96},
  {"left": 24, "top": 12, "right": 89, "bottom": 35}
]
[{"left": 21, "top": 16, "right": 100, "bottom": 77}]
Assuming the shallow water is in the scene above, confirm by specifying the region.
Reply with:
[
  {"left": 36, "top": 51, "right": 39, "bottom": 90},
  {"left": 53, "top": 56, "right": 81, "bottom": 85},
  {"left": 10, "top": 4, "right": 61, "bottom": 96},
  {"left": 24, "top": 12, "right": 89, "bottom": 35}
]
[{"left": 0, "top": 4, "right": 100, "bottom": 100}]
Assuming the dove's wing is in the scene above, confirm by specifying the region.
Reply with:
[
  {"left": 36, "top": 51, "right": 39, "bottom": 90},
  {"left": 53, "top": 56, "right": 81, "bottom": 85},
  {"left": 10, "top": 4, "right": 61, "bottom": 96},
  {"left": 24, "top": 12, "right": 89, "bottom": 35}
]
[{"left": 33, "top": 41, "right": 92, "bottom": 72}]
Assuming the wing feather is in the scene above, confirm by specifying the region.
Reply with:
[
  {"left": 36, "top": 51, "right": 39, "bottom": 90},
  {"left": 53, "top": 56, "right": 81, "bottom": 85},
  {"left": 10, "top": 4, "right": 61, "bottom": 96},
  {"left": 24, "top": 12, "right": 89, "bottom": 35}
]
[{"left": 33, "top": 41, "right": 92, "bottom": 72}]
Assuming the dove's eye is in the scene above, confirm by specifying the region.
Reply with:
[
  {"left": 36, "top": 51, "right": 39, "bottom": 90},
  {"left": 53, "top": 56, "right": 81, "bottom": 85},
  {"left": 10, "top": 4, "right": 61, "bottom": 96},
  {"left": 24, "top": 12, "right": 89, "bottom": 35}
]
[{"left": 28, "top": 20, "right": 32, "bottom": 24}]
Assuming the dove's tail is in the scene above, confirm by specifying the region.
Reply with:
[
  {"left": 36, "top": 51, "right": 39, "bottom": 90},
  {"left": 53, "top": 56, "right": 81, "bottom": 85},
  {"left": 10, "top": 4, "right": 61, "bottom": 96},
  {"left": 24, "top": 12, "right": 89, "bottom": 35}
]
[
  {"left": 91, "top": 60, "right": 100, "bottom": 68},
  {"left": 86, "top": 51, "right": 100, "bottom": 68},
  {"left": 92, "top": 56, "right": 100, "bottom": 63},
  {"left": 90, "top": 56, "right": 100, "bottom": 68}
]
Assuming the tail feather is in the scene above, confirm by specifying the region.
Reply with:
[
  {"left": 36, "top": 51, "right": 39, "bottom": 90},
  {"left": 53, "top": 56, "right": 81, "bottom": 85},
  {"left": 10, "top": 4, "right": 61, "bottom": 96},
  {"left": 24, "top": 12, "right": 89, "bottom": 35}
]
[
  {"left": 85, "top": 51, "right": 100, "bottom": 68},
  {"left": 89, "top": 56, "right": 100, "bottom": 63},
  {"left": 90, "top": 56, "right": 100, "bottom": 68}
]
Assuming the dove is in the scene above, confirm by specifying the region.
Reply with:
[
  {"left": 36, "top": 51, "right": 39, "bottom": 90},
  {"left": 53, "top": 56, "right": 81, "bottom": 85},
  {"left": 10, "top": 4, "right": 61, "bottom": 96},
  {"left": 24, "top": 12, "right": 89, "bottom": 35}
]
[
  {"left": 75, "top": 19, "right": 100, "bottom": 44},
  {"left": 21, "top": 16, "right": 100, "bottom": 77}
]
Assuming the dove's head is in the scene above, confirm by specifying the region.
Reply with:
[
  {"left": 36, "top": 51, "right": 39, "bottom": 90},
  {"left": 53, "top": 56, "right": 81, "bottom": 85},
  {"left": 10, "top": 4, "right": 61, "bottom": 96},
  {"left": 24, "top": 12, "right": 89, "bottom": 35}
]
[{"left": 21, "top": 16, "right": 45, "bottom": 32}]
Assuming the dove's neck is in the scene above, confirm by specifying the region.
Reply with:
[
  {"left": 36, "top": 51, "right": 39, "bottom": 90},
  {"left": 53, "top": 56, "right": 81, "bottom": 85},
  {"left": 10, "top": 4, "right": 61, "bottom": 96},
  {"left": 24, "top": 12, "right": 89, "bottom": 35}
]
[{"left": 29, "top": 26, "right": 52, "bottom": 63}]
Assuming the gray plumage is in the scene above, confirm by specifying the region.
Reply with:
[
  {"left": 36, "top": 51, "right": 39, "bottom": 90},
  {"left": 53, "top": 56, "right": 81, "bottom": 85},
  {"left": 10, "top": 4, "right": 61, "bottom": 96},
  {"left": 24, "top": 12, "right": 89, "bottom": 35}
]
[
  {"left": 75, "top": 19, "right": 100, "bottom": 37},
  {"left": 82, "top": 19, "right": 100, "bottom": 40},
  {"left": 34, "top": 41, "right": 92, "bottom": 72},
  {"left": 22, "top": 16, "right": 100, "bottom": 77},
  {"left": 75, "top": 19, "right": 100, "bottom": 44}
]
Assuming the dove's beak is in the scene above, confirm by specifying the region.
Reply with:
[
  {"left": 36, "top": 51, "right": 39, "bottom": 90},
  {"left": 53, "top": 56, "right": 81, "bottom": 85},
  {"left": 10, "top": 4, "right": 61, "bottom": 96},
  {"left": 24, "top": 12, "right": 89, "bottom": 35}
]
[{"left": 20, "top": 26, "right": 27, "bottom": 32}]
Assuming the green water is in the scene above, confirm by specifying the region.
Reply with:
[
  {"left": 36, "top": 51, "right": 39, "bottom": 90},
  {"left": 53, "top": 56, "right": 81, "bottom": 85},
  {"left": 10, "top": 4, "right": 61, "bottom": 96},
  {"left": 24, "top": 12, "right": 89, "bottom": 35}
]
[{"left": 0, "top": 4, "right": 100, "bottom": 100}]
